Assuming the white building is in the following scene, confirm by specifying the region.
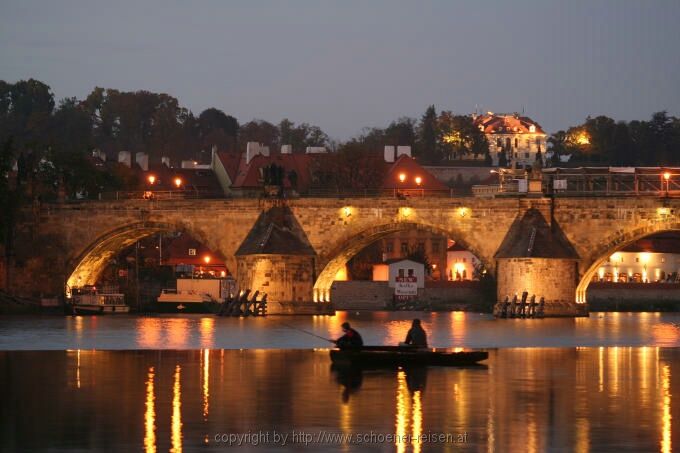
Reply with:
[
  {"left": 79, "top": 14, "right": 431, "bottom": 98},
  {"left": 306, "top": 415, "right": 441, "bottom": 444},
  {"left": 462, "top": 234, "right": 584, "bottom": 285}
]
[
  {"left": 473, "top": 112, "right": 547, "bottom": 167},
  {"left": 595, "top": 234, "right": 680, "bottom": 283},
  {"left": 446, "top": 243, "right": 479, "bottom": 281}
]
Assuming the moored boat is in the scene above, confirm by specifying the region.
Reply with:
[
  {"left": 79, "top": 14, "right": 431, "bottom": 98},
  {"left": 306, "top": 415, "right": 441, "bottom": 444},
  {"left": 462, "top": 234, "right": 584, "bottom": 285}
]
[
  {"left": 329, "top": 346, "right": 488, "bottom": 367},
  {"left": 68, "top": 286, "right": 130, "bottom": 315}
]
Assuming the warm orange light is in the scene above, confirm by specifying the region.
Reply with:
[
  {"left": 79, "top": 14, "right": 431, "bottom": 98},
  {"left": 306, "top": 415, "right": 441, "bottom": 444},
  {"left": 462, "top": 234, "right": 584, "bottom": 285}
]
[
  {"left": 174, "top": 177, "right": 182, "bottom": 188},
  {"left": 415, "top": 176, "right": 422, "bottom": 185},
  {"left": 204, "top": 256, "right": 211, "bottom": 264},
  {"left": 148, "top": 175, "right": 156, "bottom": 185},
  {"left": 664, "top": 172, "right": 671, "bottom": 181},
  {"left": 399, "top": 173, "right": 406, "bottom": 183}
]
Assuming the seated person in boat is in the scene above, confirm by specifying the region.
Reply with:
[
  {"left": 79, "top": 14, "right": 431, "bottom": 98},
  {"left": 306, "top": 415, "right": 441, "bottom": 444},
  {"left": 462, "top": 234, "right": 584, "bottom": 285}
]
[
  {"left": 401, "top": 318, "right": 428, "bottom": 347},
  {"left": 335, "top": 322, "right": 363, "bottom": 348}
]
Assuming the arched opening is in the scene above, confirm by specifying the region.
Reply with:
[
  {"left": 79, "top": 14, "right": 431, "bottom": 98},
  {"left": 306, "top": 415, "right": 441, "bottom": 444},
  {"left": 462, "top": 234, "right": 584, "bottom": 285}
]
[
  {"left": 313, "top": 222, "right": 493, "bottom": 306},
  {"left": 576, "top": 228, "right": 680, "bottom": 308},
  {"left": 66, "top": 222, "right": 231, "bottom": 311}
]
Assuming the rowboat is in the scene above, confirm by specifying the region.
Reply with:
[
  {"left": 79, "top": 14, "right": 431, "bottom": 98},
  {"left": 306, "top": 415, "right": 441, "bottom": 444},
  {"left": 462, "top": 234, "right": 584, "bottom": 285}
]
[{"left": 329, "top": 346, "right": 488, "bottom": 367}]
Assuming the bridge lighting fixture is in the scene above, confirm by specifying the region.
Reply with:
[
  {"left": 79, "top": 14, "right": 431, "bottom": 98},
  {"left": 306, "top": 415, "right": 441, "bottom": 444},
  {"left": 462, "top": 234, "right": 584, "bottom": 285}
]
[
  {"left": 400, "top": 207, "right": 412, "bottom": 218},
  {"left": 174, "top": 177, "right": 182, "bottom": 188},
  {"left": 399, "top": 173, "right": 406, "bottom": 183},
  {"left": 664, "top": 172, "right": 671, "bottom": 181},
  {"left": 658, "top": 207, "right": 671, "bottom": 216},
  {"left": 204, "top": 256, "right": 211, "bottom": 264},
  {"left": 148, "top": 175, "right": 156, "bottom": 185},
  {"left": 415, "top": 176, "right": 422, "bottom": 186},
  {"left": 458, "top": 207, "right": 468, "bottom": 218},
  {"left": 342, "top": 206, "right": 352, "bottom": 218}
]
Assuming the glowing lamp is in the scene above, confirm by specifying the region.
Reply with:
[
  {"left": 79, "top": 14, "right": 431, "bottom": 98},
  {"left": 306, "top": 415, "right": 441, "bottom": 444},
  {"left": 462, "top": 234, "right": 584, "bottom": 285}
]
[
  {"left": 415, "top": 176, "right": 422, "bottom": 186},
  {"left": 174, "top": 177, "right": 182, "bottom": 188},
  {"left": 148, "top": 175, "right": 156, "bottom": 185},
  {"left": 399, "top": 173, "right": 406, "bottom": 183},
  {"left": 204, "top": 256, "right": 211, "bottom": 264},
  {"left": 664, "top": 172, "right": 671, "bottom": 181}
]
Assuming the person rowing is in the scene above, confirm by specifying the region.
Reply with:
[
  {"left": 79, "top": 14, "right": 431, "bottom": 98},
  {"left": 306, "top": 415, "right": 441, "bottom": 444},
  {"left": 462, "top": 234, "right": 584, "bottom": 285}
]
[
  {"left": 334, "top": 322, "right": 364, "bottom": 349},
  {"left": 400, "top": 318, "right": 428, "bottom": 348}
]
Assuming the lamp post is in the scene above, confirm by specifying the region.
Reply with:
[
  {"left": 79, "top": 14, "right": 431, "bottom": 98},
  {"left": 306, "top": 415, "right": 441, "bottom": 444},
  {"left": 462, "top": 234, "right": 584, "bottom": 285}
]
[{"left": 664, "top": 171, "right": 671, "bottom": 197}]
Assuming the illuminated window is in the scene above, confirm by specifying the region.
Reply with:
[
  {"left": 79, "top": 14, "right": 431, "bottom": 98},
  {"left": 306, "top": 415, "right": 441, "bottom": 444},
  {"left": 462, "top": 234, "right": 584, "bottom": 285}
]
[{"left": 661, "top": 257, "right": 666, "bottom": 263}]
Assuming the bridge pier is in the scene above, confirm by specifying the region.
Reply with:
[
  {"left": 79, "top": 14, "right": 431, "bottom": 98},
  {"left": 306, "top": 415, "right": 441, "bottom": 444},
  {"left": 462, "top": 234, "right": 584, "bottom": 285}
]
[
  {"left": 234, "top": 204, "right": 333, "bottom": 315},
  {"left": 494, "top": 208, "right": 587, "bottom": 317}
]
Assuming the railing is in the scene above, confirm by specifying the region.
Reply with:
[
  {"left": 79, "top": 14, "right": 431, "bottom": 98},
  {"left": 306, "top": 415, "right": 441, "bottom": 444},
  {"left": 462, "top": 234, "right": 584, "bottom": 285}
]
[{"left": 543, "top": 169, "right": 680, "bottom": 197}]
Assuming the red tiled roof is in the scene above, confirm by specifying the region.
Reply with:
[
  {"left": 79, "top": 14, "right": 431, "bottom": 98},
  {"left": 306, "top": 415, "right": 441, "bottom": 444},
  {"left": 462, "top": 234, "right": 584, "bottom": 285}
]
[
  {"left": 216, "top": 151, "right": 242, "bottom": 182},
  {"left": 382, "top": 155, "right": 448, "bottom": 191},
  {"left": 474, "top": 113, "right": 546, "bottom": 135},
  {"left": 231, "top": 153, "right": 315, "bottom": 190},
  {"left": 142, "top": 164, "right": 222, "bottom": 193}
]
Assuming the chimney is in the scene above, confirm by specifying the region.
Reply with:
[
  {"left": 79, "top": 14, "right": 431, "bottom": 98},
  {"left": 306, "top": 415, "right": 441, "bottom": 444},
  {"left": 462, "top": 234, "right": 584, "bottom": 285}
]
[
  {"left": 305, "top": 146, "right": 327, "bottom": 154},
  {"left": 161, "top": 156, "right": 171, "bottom": 167},
  {"left": 246, "top": 142, "right": 261, "bottom": 164},
  {"left": 281, "top": 144, "right": 293, "bottom": 154},
  {"left": 118, "top": 151, "right": 131, "bottom": 168},
  {"left": 135, "top": 152, "right": 149, "bottom": 171},
  {"left": 396, "top": 146, "right": 411, "bottom": 158},
  {"left": 384, "top": 145, "right": 395, "bottom": 163}
]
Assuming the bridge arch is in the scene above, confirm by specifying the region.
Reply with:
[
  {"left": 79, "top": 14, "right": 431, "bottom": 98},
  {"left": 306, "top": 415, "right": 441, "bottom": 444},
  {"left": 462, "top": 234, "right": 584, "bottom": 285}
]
[
  {"left": 65, "top": 221, "right": 220, "bottom": 293},
  {"left": 313, "top": 221, "right": 493, "bottom": 302},
  {"left": 575, "top": 221, "right": 680, "bottom": 303}
]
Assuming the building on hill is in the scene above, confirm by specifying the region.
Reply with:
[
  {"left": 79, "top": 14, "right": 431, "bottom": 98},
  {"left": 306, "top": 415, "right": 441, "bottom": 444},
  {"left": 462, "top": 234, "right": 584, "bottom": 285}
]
[{"left": 473, "top": 112, "right": 547, "bottom": 168}]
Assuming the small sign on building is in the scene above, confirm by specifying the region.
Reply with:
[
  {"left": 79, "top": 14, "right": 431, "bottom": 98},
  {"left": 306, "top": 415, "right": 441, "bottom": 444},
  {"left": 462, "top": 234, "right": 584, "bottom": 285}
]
[{"left": 395, "top": 276, "right": 418, "bottom": 296}]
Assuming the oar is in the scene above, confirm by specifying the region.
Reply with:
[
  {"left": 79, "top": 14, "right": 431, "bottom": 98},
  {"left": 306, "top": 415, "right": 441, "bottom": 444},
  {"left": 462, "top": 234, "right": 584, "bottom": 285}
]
[{"left": 276, "top": 320, "right": 335, "bottom": 343}]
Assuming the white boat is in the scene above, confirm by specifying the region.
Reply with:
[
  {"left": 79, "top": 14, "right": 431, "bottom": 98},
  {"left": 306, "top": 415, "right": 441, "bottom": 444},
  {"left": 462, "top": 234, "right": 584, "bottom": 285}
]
[{"left": 69, "top": 287, "right": 129, "bottom": 315}]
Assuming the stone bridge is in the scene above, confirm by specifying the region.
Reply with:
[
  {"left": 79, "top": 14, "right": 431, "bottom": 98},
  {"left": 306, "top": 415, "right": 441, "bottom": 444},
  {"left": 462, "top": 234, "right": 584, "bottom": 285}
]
[{"left": 7, "top": 196, "right": 680, "bottom": 315}]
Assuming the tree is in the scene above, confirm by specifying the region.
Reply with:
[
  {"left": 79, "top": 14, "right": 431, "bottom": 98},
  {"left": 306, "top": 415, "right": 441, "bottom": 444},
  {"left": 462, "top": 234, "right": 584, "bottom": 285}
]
[
  {"left": 278, "top": 118, "right": 328, "bottom": 152},
  {"left": 406, "top": 246, "right": 432, "bottom": 276},
  {"left": 438, "top": 111, "right": 489, "bottom": 160},
  {"left": 498, "top": 149, "right": 508, "bottom": 167},
  {"left": 384, "top": 117, "right": 416, "bottom": 147},
  {"left": 417, "top": 105, "right": 439, "bottom": 163},
  {"left": 239, "top": 119, "right": 279, "bottom": 151},
  {"left": 198, "top": 108, "right": 239, "bottom": 152}
]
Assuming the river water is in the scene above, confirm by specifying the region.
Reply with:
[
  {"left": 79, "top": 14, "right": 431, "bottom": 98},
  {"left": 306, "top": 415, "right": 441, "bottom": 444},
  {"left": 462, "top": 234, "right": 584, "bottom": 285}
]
[
  {"left": 1, "top": 311, "right": 679, "bottom": 452},
  {"left": 1, "top": 311, "right": 679, "bottom": 349}
]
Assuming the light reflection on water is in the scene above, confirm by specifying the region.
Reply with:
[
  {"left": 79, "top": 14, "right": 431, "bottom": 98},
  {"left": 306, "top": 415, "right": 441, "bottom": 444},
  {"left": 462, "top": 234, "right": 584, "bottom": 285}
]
[
  {"left": 2, "top": 311, "right": 680, "bottom": 349},
  {"left": 1, "top": 348, "right": 678, "bottom": 452}
]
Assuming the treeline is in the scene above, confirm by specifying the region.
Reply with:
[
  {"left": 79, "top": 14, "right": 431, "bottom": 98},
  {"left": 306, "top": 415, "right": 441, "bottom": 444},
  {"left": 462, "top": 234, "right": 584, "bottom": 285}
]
[{"left": 549, "top": 112, "right": 680, "bottom": 166}]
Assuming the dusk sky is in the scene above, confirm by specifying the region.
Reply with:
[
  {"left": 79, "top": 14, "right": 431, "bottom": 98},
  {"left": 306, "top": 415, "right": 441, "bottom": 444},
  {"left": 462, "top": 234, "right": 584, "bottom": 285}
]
[{"left": 2, "top": 0, "right": 679, "bottom": 139}]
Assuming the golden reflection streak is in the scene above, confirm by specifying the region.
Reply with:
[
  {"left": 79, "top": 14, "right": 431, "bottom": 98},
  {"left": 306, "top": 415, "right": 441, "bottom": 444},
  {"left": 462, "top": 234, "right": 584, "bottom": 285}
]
[
  {"left": 76, "top": 349, "right": 81, "bottom": 389},
  {"left": 395, "top": 371, "right": 409, "bottom": 453},
  {"left": 661, "top": 364, "right": 672, "bottom": 453},
  {"left": 199, "top": 318, "right": 214, "bottom": 348},
  {"left": 137, "top": 318, "right": 162, "bottom": 348},
  {"left": 144, "top": 367, "right": 156, "bottom": 453},
  {"left": 412, "top": 390, "right": 422, "bottom": 453},
  {"left": 171, "top": 365, "right": 182, "bottom": 453},
  {"left": 202, "top": 349, "right": 210, "bottom": 421},
  {"left": 598, "top": 347, "right": 604, "bottom": 393},
  {"left": 609, "top": 347, "right": 619, "bottom": 395}
]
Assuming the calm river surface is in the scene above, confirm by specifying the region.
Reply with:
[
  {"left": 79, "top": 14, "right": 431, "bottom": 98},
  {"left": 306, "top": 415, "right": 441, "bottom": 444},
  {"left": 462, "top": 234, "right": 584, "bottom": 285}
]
[
  {"left": 1, "top": 311, "right": 679, "bottom": 349},
  {"left": 1, "top": 312, "right": 679, "bottom": 452}
]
